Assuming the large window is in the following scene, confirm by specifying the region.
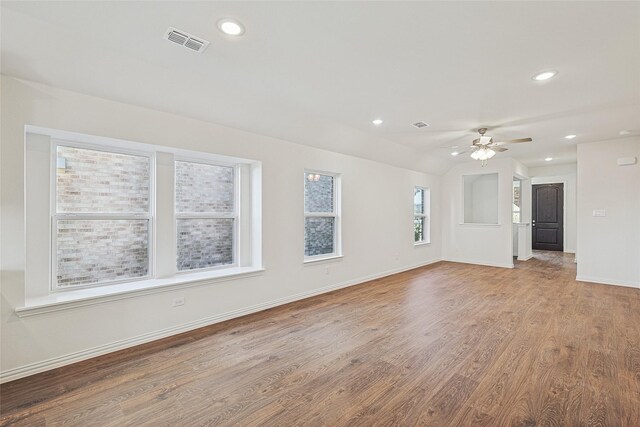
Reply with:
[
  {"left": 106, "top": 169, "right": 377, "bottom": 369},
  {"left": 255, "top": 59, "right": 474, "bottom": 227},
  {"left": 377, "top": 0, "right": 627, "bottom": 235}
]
[
  {"left": 304, "top": 171, "right": 340, "bottom": 261},
  {"left": 414, "top": 187, "right": 430, "bottom": 244},
  {"left": 175, "top": 160, "right": 236, "bottom": 271},
  {"left": 53, "top": 144, "right": 152, "bottom": 288},
  {"left": 27, "top": 127, "right": 261, "bottom": 297}
]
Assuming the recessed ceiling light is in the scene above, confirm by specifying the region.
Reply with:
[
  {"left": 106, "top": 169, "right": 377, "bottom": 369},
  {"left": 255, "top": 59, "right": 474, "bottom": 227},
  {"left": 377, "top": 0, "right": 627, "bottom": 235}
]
[
  {"left": 372, "top": 119, "right": 383, "bottom": 125},
  {"left": 545, "top": 157, "right": 553, "bottom": 162},
  {"left": 565, "top": 134, "right": 577, "bottom": 140},
  {"left": 451, "top": 152, "right": 459, "bottom": 156},
  {"left": 532, "top": 70, "right": 558, "bottom": 81},
  {"left": 218, "top": 19, "right": 245, "bottom": 36}
]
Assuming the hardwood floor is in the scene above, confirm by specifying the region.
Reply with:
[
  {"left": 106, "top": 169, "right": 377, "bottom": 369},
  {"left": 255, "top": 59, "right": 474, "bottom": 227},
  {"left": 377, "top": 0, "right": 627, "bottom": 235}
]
[{"left": 1, "top": 251, "right": 639, "bottom": 426}]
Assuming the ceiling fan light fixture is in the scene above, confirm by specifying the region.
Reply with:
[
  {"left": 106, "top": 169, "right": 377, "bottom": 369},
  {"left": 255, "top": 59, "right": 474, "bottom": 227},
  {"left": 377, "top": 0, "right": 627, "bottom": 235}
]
[
  {"left": 564, "top": 134, "right": 577, "bottom": 140},
  {"left": 451, "top": 151, "right": 459, "bottom": 156},
  {"left": 532, "top": 70, "right": 558, "bottom": 81},
  {"left": 372, "top": 119, "right": 383, "bottom": 125},
  {"left": 545, "top": 157, "right": 553, "bottom": 162},
  {"left": 470, "top": 147, "right": 495, "bottom": 161}
]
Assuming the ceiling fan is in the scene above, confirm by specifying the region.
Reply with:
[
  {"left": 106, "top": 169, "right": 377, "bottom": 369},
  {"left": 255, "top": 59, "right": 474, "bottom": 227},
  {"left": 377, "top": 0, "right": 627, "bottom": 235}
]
[{"left": 451, "top": 128, "right": 533, "bottom": 166}]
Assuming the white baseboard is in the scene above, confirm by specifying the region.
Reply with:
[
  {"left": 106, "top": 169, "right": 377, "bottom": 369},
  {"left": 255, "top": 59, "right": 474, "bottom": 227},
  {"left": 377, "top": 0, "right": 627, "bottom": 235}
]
[
  {"left": 443, "top": 257, "right": 514, "bottom": 269},
  {"left": 576, "top": 275, "right": 640, "bottom": 289},
  {"left": 0, "top": 258, "right": 442, "bottom": 384},
  {"left": 517, "top": 254, "right": 534, "bottom": 261}
]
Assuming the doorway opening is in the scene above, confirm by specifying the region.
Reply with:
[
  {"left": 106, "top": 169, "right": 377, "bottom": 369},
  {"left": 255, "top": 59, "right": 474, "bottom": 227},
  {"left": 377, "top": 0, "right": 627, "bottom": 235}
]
[{"left": 532, "top": 183, "right": 564, "bottom": 251}]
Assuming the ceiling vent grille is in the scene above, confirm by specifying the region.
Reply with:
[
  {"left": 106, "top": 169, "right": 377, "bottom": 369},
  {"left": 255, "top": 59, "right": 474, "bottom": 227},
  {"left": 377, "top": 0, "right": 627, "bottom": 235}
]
[
  {"left": 164, "top": 27, "right": 210, "bottom": 53},
  {"left": 412, "top": 121, "right": 430, "bottom": 129}
]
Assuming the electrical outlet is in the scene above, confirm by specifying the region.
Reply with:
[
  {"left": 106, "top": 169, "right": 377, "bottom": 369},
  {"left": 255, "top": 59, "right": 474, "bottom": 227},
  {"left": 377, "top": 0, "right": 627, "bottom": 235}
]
[
  {"left": 172, "top": 297, "right": 185, "bottom": 307},
  {"left": 592, "top": 209, "right": 606, "bottom": 217}
]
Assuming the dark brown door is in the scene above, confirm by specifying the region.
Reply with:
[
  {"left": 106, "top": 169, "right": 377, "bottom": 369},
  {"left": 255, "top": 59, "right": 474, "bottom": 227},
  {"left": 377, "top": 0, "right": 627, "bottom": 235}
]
[{"left": 532, "top": 183, "right": 564, "bottom": 251}]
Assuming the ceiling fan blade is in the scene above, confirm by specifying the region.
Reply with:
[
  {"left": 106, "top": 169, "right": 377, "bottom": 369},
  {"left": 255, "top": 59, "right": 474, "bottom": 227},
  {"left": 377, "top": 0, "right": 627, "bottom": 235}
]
[
  {"left": 495, "top": 137, "right": 532, "bottom": 144},
  {"left": 440, "top": 145, "right": 477, "bottom": 149},
  {"left": 492, "top": 146, "right": 508, "bottom": 152}
]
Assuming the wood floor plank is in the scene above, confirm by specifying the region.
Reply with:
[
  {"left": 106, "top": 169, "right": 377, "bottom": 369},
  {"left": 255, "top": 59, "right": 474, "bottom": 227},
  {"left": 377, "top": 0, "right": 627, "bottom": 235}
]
[{"left": 1, "top": 251, "right": 639, "bottom": 426}]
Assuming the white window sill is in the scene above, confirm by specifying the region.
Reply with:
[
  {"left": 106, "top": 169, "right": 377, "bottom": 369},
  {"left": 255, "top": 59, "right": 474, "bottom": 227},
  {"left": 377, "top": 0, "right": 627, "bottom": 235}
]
[
  {"left": 303, "top": 254, "right": 343, "bottom": 264},
  {"left": 15, "top": 266, "right": 265, "bottom": 317},
  {"left": 414, "top": 241, "right": 431, "bottom": 247}
]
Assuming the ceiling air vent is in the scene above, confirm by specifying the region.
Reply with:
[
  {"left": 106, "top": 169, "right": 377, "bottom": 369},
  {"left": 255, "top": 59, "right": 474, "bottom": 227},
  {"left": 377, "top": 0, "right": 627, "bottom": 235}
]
[
  {"left": 412, "top": 121, "right": 430, "bottom": 129},
  {"left": 164, "top": 27, "right": 210, "bottom": 53}
]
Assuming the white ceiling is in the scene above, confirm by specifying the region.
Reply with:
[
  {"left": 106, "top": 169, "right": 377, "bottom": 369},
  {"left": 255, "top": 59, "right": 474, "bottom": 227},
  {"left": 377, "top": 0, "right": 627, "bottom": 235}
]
[{"left": 2, "top": 1, "right": 639, "bottom": 174}]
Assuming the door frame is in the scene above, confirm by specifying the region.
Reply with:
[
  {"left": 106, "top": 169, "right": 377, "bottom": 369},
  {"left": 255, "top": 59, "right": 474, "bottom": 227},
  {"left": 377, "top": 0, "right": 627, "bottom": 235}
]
[{"left": 531, "top": 180, "right": 566, "bottom": 252}]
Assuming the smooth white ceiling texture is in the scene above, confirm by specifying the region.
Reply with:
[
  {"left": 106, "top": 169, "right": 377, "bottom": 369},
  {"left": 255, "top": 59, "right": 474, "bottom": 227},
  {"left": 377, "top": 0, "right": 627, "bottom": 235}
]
[{"left": 2, "top": 1, "right": 639, "bottom": 174}]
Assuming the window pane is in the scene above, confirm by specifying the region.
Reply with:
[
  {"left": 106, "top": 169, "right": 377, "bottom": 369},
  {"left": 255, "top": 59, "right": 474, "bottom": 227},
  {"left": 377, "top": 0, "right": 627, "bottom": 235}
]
[
  {"left": 56, "top": 220, "right": 149, "bottom": 287},
  {"left": 56, "top": 146, "right": 149, "bottom": 213},
  {"left": 414, "top": 216, "right": 425, "bottom": 242},
  {"left": 305, "top": 217, "right": 335, "bottom": 256},
  {"left": 414, "top": 188, "right": 425, "bottom": 214},
  {"left": 177, "top": 218, "right": 234, "bottom": 271},
  {"left": 176, "top": 162, "right": 234, "bottom": 213},
  {"left": 304, "top": 173, "right": 334, "bottom": 213},
  {"left": 513, "top": 180, "right": 521, "bottom": 208}
]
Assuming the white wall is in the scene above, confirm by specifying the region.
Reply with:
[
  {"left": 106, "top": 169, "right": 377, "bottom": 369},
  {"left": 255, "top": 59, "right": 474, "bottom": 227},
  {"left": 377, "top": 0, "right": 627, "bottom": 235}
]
[
  {"left": 442, "top": 158, "right": 528, "bottom": 268},
  {"left": 576, "top": 138, "right": 640, "bottom": 288},
  {"left": 0, "top": 76, "right": 442, "bottom": 381},
  {"left": 463, "top": 173, "right": 499, "bottom": 224},
  {"left": 529, "top": 163, "right": 577, "bottom": 253}
]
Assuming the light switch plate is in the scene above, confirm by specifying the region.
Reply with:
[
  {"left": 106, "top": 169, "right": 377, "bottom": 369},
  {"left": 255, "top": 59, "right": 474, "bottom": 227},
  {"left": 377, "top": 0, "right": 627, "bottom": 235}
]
[{"left": 592, "top": 209, "right": 606, "bottom": 217}]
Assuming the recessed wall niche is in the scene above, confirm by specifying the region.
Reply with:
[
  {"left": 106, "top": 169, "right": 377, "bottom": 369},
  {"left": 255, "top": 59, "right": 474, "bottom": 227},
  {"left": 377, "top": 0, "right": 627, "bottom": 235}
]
[{"left": 463, "top": 173, "right": 499, "bottom": 224}]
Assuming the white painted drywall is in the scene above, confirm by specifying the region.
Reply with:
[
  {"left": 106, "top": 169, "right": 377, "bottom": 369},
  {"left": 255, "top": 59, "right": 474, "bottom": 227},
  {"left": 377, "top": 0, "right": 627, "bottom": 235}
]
[
  {"left": 442, "top": 158, "right": 528, "bottom": 268},
  {"left": 576, "top": 138, "right": 640, "bottom": 288},
  {"left": 463, "top": 173, "right": 499, "bottom": 224},
  {"left": 0, "top": 76, "right": 442, "bottom": 380},
  {"left": 529, "top": 163, "right": 577, "bottom": 253}
]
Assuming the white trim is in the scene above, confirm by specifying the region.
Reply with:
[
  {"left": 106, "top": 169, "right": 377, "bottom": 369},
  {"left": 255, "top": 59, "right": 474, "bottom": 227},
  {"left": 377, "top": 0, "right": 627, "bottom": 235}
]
[
  {"left": 414, "top": 241, "right": 431, "bottom": 247},
  {"left": 576, "top": 275, "right": 639, "bottom": 289},
  {"left": 303, "top": 254, "right": 344, "bottom": 264},
  {"left": 444, "top": 257, "right": 514, "bottom": 269},
  {"left": 517, "top": 254, "right": 534, "bottom": 261},
  {"left": 2, "top": 258, "right": 442, "bottom": 384},
  {"left": 16, "top": 267, "right": 266, "bottom": 317}
]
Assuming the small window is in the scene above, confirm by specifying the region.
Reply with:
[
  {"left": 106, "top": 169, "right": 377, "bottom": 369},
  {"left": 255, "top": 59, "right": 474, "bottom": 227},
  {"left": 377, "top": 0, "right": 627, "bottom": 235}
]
[
  {"left": 513, "top": 179, "right": 521, "bottom": 223},
  {"left": 414, "top": 187, "right": 430, "bottom": 243},
  {"left": 175, "top": 160, "right": 236, "bottom": 271},
  {"left": 53, "top": 144, "right": 151, "bottom": 289},
  {"left": 304, "top": 171, "right": 340, "bottom": 260}
]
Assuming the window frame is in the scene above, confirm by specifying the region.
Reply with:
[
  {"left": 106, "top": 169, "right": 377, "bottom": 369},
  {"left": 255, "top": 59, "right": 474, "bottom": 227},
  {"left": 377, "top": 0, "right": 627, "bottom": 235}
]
[
  {"left": 414, "top": 186, "right": 430, "bottom": 245},
  {"left": 512, "top": 180, "right": 521, "bottom": 224},
  {"left": 50, "top": 139, "right": 155, "bottom": 292},
  {"left": 173, "top": 156, "right": 240, "bottom": 273},
  {"left": 303, "top": 170, "right": 342, "bottom": 263}
]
